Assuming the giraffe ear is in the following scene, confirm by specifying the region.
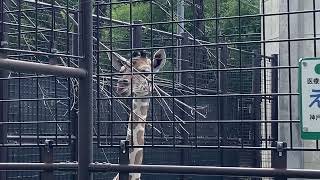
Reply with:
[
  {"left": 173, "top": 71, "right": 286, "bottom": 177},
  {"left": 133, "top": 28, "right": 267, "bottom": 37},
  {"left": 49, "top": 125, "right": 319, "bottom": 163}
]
[
  {"left": 107, "top": 51, "right": 128, "bottom": 71},
  {"left": 152, "top": 49, "right": 166, "bottom": 72}
]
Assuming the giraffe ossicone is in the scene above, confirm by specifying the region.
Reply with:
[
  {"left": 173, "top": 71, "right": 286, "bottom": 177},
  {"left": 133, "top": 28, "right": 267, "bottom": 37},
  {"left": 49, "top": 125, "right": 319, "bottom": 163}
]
[{"left": 110, "top": 49, "right": 167, "bottom": 180}]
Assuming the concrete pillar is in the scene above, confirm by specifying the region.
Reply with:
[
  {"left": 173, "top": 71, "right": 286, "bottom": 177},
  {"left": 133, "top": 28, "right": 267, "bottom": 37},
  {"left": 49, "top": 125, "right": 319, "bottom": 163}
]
[{"left": 262, "top": 0, "right": 320, "bottom": 174}]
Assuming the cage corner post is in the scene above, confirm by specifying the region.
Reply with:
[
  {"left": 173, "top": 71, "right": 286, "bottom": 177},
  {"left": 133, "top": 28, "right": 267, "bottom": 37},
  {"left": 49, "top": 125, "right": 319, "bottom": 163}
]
[
  {"left": 78, "top": 0, "right": 93, "bottom": 179},
  {"left": 251, "top": 51, "right": 262, "bottom": 169},
  {"left": 179, "top": 32, "right": 190, "bottom": 180}
]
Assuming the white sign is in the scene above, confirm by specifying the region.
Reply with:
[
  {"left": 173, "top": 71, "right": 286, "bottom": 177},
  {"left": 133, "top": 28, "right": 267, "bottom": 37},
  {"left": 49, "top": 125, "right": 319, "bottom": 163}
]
[{"left": 299, "top": 58, "right": 320, "bottom": 139}]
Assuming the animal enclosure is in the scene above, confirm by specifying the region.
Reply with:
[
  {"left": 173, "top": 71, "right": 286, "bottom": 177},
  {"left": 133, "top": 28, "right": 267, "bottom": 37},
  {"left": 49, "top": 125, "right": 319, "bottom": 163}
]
[{"left": 0, "top": 0, "right": 320, "bottom": 180}]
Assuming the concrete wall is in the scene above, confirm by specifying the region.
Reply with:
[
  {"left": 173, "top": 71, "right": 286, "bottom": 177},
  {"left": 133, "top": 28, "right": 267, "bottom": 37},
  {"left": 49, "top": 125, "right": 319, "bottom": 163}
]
[{"left": 262, "top": 0, "right": 320, "bottom": 173}]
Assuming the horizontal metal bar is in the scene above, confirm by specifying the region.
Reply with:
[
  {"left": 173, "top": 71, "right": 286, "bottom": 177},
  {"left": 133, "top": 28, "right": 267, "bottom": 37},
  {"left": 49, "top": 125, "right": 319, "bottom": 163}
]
[
  {"left": 97, "top": 93, "right": 299, "bottom": 100},
  {"left": 97, "top": 65, "right": 297, "bottom": 76},
  {"left": 1, "top": 162, "right": 320, "bottom": 179},
  {"left": 0, "top": 58, "right": 86, "bottom": 78},
  {"left": 98, "top": 120, "right": 300, "bottom": 124},
  {"left": 0, "top": 48, "right": 82, "bottom": 59},
  {"left": 96, "top": 36, "right": 320, "bottom": 53},
  {"left": 0, "top": 143, "right": 69, "bottom": 147},
  {"left": 93, "top": 4, "right": 320, "bottom": 27},
  {"left": 0, "top": 121, "right": 70, "bottom": 125},
  {"left": 97, "top": 144, "right": 320, "bottom": 152},
  {"left": 0, "top": 74, "right": 55, "bottom": 80},
  {"left": 0, "top": 97, "right": 69, "bottom": 102},
  {"left": 23, "top": 0, "right": 77, "bottom": 11},
  {"left": 0, "top": 163, "right": 78, "bottom": 171},
  {"left": 89, "top": 164, "right": 320, "bottom": 179}
]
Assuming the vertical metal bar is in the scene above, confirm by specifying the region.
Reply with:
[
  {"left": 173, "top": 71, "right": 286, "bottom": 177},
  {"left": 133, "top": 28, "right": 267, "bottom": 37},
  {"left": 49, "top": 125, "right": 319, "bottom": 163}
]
[
  {"left": 66, "top": 0, "right": 72, "bottom": 149},
  {"left": 78, "top": 0, "right": 93, "bottom": 178},
  {"left": 40, "top": 140, "right": 54, "bottom": 180},
  {"left": 271, "top": 54, "right": 279, "bottom": 143},
  {"left": 35, "top": 0, "right": 40, "bottom": 147},
  {"left": 72, "top": 12, "right": 79, "bottom": 57},
  {"left": 0, "top": 67, "right": 7, "bottom": 180},
  {"left": 0, "top": 0, "right": 8, "bottom": 178},
  {"left": 71, "top": 10, "right": 79, "bottom": 180},
  {"left": 251, "top": 51, "right": 262, "bottom": 168},
  {"left": 286, "top": 0, "right": 293, "bottom": 150},
  {"left": 119, "top": 140, "right": 129, "bottom": 180},
  {"left": 149, "top": 0, "right": 154, "bottom": 148},
  {"left": 191, "top": 0, "right": 197, "bottom": 150},
  {"left": 130, "top": 20, "right": 142, "bottom": 149},
  {"left": 237, "top": 0, "right": 244, "bottom": 151},
  {"left": 132, "top": 20, "right": 142, "bottom": 49},
  {"left": 179, "top": 32, "right": 189, "bottom": 180},
  {"left": 261, "top": 0, "right": 268, "bottom": 151},
  {"left": 272, "top": 141, "right": 288, "bottom": 180},
  {"left": 219, "top": 43, "right": 227, "bottom": 168},
  {"left": 17, "top": 0, "right": 22, "bottom": 147},
  {"left": 95, "top": 0, "right": 101, "bottom": 149},
  {"left": 109, "top": 0, "right": 114, "bottom": 148},
  {"left": 312, "top": 0, "right": 319, "bottom": 150}
]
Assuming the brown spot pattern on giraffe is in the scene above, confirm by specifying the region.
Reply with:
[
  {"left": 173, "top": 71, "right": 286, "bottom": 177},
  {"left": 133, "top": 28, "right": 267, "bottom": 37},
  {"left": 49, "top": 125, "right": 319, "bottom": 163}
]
[
  {"left": 131, "top": 122, "right": 139, "bottom": 130},
  {"left": 132, "top": 113, "right": 142, "bottom": 122},
  {"left": 134, "top": 149, "right": 143, "bottom": 164},
  {"left": 133, "top": 103, "right": 138, "bottom": 110},
  {"left": 137, "top": 130, "right": 144, "bottom": 145},
  {"left": 140, "top": 105, "right": 148, "bottom": 116}
]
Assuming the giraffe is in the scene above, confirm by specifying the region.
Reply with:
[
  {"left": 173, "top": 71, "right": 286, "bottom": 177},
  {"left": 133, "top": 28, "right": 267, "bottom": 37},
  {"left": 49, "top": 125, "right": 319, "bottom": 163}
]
[{"left": 108, "top": 49, "right": 167, "bottom": 180}]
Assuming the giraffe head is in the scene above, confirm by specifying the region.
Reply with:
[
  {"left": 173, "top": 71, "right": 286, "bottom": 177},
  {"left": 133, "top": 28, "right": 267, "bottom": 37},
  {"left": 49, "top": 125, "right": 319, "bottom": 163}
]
[{"left": 109, "top": 49, "right": 166, "bottom": 97}]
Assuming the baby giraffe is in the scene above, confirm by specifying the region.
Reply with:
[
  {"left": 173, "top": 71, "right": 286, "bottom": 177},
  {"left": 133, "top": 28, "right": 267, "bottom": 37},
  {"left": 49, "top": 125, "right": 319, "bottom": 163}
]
[{"left": 109, "top": 49, "right": 166, "bottom": 180}]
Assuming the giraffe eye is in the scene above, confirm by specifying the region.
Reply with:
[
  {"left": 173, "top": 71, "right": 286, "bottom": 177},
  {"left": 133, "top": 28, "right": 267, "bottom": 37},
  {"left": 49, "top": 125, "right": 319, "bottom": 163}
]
[{"left": 140, "top": 69, "right": 150, "bottom": 76}]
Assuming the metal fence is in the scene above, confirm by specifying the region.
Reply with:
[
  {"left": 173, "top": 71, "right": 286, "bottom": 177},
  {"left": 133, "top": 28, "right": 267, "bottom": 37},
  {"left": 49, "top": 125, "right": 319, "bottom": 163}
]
[{"left": 0, "top": 0, "right": 320, "bottom": 180}]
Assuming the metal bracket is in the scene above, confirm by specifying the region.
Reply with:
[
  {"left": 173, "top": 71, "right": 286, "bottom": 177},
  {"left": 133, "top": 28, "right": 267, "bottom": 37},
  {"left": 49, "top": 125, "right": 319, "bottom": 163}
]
[
  {"left": 120, "top": 140, "right": 127, "bottom": 154},
  {"left": 276, "top": 141, "right": 285, "bottom": 157},
  {"left": 41, "top": 140, "right": 54, "bottom": 180},
  {"left": 119, "top": 140, "right": 129, "bottom": 180},
  {"left": 44, "top": 139, "right": 54, "bottom": 153}
]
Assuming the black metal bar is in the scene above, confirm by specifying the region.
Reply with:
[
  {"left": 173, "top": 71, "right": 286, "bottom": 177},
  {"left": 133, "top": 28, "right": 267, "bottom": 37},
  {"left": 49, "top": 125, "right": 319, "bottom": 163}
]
[
  {"left": 0, "top": 58, "right": 87, "bottom": 78},
  {"left": 72, "top": 12, "right": 79, "bottom": 57},
  {"left": 272, "top": 142, "right": 288, "bottom": 180},
  {"left": 119, "top": 140, "right": 129, "bottom": 180},
  {"left": 0, "top": 162, "right": 318, "bottom": 179},
  {"left": 126, "top": 19, "right": 143, "bottom": 153},
  {"left": 251, "top": 51, "right": 262, "bottom": 168},
  {"left": 89, "top": 163, "right": 320, "bottom": 179},
  {"left": 78, "top": 0, "right": 93, "bottom": 178},
  {"left": 286, "top": 0, "right": 293, "bottom": 150},
  {"left": 40, "top": 140, "right": 54, "bottom": 180},
  {"left": 179, "top": 32, "right": 189, "bottom": 180},
  {"left": 0, "top": 0, "right": 8, "bottom": 178},
  {"left": 132, "top": 20, "right": 142, "bottom": 49},
  {"left": 71, "top": 12, "right": 79, "bottom": 180},
  {"left": 271, "top": 54, "right": 279, "bottom": 143},
  {"left": 218, "top": 43, "right": 227, "bottom": 167},
  {"left": 0, "top": 163, "right": 78, "bottom": 170},
  {"left": 0, "top": 65, "right": 7, "bottom": 180}
]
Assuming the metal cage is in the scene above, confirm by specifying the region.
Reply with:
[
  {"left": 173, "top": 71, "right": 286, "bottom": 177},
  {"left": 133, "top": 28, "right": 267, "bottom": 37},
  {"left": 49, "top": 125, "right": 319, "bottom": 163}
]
[{"left": 0, "top": 0, "right": 320, "bottom": 180}]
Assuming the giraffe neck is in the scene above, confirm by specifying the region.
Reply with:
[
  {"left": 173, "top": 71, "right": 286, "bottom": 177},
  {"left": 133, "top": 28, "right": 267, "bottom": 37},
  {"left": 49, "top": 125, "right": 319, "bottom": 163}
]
[{"left": 113, "top": 98, "right": 150, "bottom": 180}]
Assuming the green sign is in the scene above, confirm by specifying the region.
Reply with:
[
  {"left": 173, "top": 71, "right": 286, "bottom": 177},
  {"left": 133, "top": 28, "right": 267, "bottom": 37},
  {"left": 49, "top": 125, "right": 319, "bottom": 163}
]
[{"left": 299, "top": 57, "right": 320, "bottom": 139}]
